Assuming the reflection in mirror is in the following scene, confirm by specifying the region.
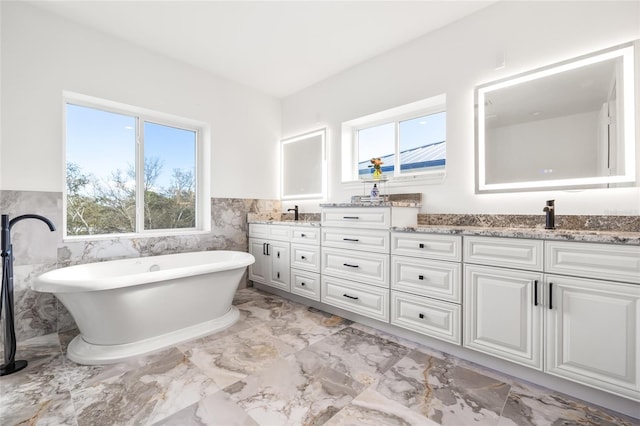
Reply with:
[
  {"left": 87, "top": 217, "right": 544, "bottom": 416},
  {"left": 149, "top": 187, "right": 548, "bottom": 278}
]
[
  {"left": 476, "top": 43, "right": 636, "bottom": 192},
  {"left": 281, "top": 129, "right": 326, "bottom": 200}
]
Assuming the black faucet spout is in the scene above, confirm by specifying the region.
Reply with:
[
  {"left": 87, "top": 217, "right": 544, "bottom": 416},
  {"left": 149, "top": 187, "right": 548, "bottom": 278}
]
[
  {"left": 543, "top": 200, "right": 555, "bottom": 230},
  {"left": 287, "top": 205, "right": 299, "bottom": 221}
]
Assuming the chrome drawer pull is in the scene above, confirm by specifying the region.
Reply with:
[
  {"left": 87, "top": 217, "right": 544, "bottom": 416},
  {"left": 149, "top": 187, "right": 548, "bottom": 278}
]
[
  {"left": 343, "top": 216, "right": 360, "bottom": 219},
  {"left": 343, "top": 263, "right": 359, "bottom": 268},
  {"left": 343, "top": 238, "right": 360, "bottom": 242},
  {"left": 343, "top": 293, "right": 359, "bottom": 300}
]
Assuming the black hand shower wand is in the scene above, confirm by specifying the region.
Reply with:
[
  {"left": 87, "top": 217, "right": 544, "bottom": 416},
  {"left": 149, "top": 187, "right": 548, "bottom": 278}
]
[{"left": 1, "top": 214, "right": 56, "bottom": 376}]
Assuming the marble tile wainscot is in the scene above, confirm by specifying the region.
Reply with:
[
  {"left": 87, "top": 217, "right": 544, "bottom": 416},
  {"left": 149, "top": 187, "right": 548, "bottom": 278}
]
[{"left": 249, "top": 213, "right": 640, "bottom": 420}]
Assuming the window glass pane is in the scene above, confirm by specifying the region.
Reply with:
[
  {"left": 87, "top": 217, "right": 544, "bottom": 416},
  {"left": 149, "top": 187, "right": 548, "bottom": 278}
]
[
  {"left": 66, "top": 104, "right": 136, "bottom": 235},
  {"left": 398, "top": 111, "right": 446, "bottom": 174},
  {"left": 143, "top": 122, "right": 196, "bottom": 230},
  {"left": 357, "top": 122, "right": 395, "bottom": 177}
]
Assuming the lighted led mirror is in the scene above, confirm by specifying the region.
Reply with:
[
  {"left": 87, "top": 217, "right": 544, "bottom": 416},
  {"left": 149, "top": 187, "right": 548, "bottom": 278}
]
[
  {"left": 281, "top": 129, "right": 326, "bottom": 200},
  {"left": 476, "top": 42, "right": 636, "bottom": 193}
]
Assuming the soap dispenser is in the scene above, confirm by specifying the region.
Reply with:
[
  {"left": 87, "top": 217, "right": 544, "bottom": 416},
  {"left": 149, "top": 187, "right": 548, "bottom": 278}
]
[{"left": 370, "top": 183, "right": 380, "bottom": 204}]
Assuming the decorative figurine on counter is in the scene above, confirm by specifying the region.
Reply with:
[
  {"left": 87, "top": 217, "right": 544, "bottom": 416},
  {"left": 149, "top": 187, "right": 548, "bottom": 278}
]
[{"left": 370, "top": 157, "right": 383, "bottom": 179}]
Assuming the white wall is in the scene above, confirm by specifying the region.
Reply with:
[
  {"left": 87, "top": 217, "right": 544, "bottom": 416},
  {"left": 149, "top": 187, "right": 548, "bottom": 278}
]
[
  {"left": 282, "top": 1, "right": 640, "bottom": 215},
  {"left": 0, "top": 2, "right": 281, "bottom": 199}
]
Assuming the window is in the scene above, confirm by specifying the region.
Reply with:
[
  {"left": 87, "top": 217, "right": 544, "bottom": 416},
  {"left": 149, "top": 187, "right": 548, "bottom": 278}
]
[
  {"left": 342, "top": 94, "right": 446, "bottom": 182},
  {"left": 64, "top": 93, "right": 210, "bottom": 237}
]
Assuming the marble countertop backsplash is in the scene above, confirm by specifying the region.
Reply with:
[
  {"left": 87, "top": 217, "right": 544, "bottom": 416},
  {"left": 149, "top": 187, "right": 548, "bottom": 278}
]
[{"left": 247, "top": 211, "right": 640, "bottom": 245}]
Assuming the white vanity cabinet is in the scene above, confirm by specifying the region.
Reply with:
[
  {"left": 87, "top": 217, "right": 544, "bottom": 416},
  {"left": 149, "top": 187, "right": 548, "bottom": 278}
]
[
  {"left": 544, "top": 241, "right": 640, "bottom": 401},
  {"left": 248, "top": 224, "right": 291, "bottom": 292},
  {"left": 290, "top": 226, "right": 321, "bottom": 301},
  {"left": 390, "top": 232, "right": 462, "bottom": 345},
  {"left": 463, "top": 236, "right": 640, "bottom": 401},
  {"left": 463, "top": 236, "right": 545, "bottom": 369},
  {"left": 320, "top": 206, "right": 417, "bottom": 322}
]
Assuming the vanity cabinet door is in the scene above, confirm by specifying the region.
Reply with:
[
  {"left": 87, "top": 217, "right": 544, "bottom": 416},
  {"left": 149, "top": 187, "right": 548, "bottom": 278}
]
[
  {"left": 545, "top": 274, "right": 640, "bottom": 401},
  {"left": 464, "top": 264, "right": 544, "bottom": 370},
  {"left": 268, "top": 241, "right": 290, "bottom": 291},
  {"left": 248, "top": 238, "right": 268, "bottom": 284}
]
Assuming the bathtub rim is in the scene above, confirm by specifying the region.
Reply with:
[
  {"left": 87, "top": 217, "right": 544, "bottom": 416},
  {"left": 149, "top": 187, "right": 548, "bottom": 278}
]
[
  {"left": 32, "top": 250, "right": 255, "bottom": 293},
  {"left": 66, "top": 306, "right": 240, "bottom": 365}
]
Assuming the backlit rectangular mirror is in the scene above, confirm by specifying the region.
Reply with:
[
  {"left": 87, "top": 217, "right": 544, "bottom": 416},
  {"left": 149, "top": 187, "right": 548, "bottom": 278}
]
[
  {"left": 281, "top": 128, "right": 326, "bottom": 200},
  {"left": 476, "top": 42, "right": 636, "bottom": 193}
]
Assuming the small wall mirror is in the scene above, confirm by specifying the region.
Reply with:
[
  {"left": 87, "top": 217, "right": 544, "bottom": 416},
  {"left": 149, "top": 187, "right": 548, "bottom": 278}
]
[
  {"left": 476, "top": 43, "right": 636, "bottom": 193},
  {"left": 281, "top": 128, "right": 326, "bottom": 200}
]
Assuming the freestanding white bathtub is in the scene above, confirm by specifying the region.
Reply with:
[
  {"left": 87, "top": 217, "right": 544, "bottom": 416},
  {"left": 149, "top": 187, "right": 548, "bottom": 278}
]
[{"left": 33, "top": 250, "right": 255, "bottom": 365}]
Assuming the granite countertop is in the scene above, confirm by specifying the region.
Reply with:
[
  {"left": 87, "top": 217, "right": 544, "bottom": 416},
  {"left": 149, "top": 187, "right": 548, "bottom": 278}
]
[
  {"left": 248, "top": 220, "right": 321, "bottom": 227},
  {"left": 319, "top": 202, "right": 421, "bottom": 208},
  {"left": 392, "top": 225, "right": 640, "bottom": 246}
]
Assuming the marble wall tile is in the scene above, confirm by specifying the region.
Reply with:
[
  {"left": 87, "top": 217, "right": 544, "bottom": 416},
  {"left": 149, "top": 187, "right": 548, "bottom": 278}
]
[{"left": 0, "top": 190, "right": 61, "bottom": 266}]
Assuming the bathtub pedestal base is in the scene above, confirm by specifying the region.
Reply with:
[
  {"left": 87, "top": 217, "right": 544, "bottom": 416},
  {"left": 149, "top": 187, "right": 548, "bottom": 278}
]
[{"left": 66, "top": 306, "right": 240, "bottom": 365}]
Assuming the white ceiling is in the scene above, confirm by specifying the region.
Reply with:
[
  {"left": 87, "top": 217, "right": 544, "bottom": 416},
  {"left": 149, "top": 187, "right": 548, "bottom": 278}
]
[{"left": 25, "top": 0, "right": 498, "bottom": 98}]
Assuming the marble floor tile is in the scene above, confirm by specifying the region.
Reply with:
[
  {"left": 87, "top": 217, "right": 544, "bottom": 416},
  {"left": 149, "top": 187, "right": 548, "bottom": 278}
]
[
  {"left": 301, "top": 326, "right": 412, "bottom": 387},
  {"left": 152, "top": 390, "right": 259, "bottom": 426},
  {"left": 0, "top": 334, "right": 75, "bottom": 426},
  {"left": 232, "top": 287, "right": 272, "bottom": 306},
  {"left": 182, "top": 323, "right": 297, "bottom": 389},
  {"left": 224, "top": 355, "right": 363, "bottom": 426},
  {"left": 375, "top": 347, "right": 511, "bottom": 426},
  {"left": 69, "top": 347, "right": 220, "bottom": 426},
  {"left": 1, "top": 288, "right": 637, "bottom": 426},
  {"left": 325, "top": 388, "right": 440, "bottom": 426},
  {"left": 498, "top": 381, "right": 639, "bottom": 426}
]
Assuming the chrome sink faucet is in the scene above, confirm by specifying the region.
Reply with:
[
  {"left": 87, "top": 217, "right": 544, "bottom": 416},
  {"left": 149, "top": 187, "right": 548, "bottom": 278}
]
[
  {"left": 287, "top": 205, "right": 299, "bottom": 221},
  {"left": 543, "top": 200, "right": 555, "bottom": 229}
]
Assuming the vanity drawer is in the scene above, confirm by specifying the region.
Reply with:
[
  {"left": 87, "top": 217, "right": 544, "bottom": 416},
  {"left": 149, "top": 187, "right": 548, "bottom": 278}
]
[
  {"left": 321, "top": 275, "right": 389, "bottom": 322},
  {"left": 391, "top": 232, "right": 461, "bottom": 261},
  {"left": 290, "top": 226, "right": 321, "bottom": 245},
  {"left": 321, "top": 227, "right": 390, "bottom": 253},
  {"left": 391, "top": 256, "right": 462, "bottom": 303},
  {"left": 321, "top": 246, "right": 389, "bottom": 287},
  {"left": 290, "top": 244, "right": 320, "bottom": 273},
  {"left": 545, "top": 241, "right": 640, "bottom": 284},
  {"left": 290, "top": 269, "right": 320, "bottom": 301},
  {"left": 321, "top": 207, "right": 390, "bottom": 229},
  {"left": 464, "top": 236, "right": 543, "bottom": 271},
  {"left": 391, "top": 291, "right": 461, "bottom": 345},
  {"left": 249, "top": 223, "right": 290, "bottom": 241}
]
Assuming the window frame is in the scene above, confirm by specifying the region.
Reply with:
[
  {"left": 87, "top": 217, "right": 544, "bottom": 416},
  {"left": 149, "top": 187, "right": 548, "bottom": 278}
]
[
  {"left": 62, "top": 91, "right": 211, "bottom": 240},
  {"left": 342, "top": 94, "right": 447, "bottom": 185}
]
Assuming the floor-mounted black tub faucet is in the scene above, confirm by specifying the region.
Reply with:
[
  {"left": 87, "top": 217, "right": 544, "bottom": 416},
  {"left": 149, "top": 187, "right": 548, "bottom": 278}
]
[{"left": 1, "top": 214, "right": 56, "bottom": 376}]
